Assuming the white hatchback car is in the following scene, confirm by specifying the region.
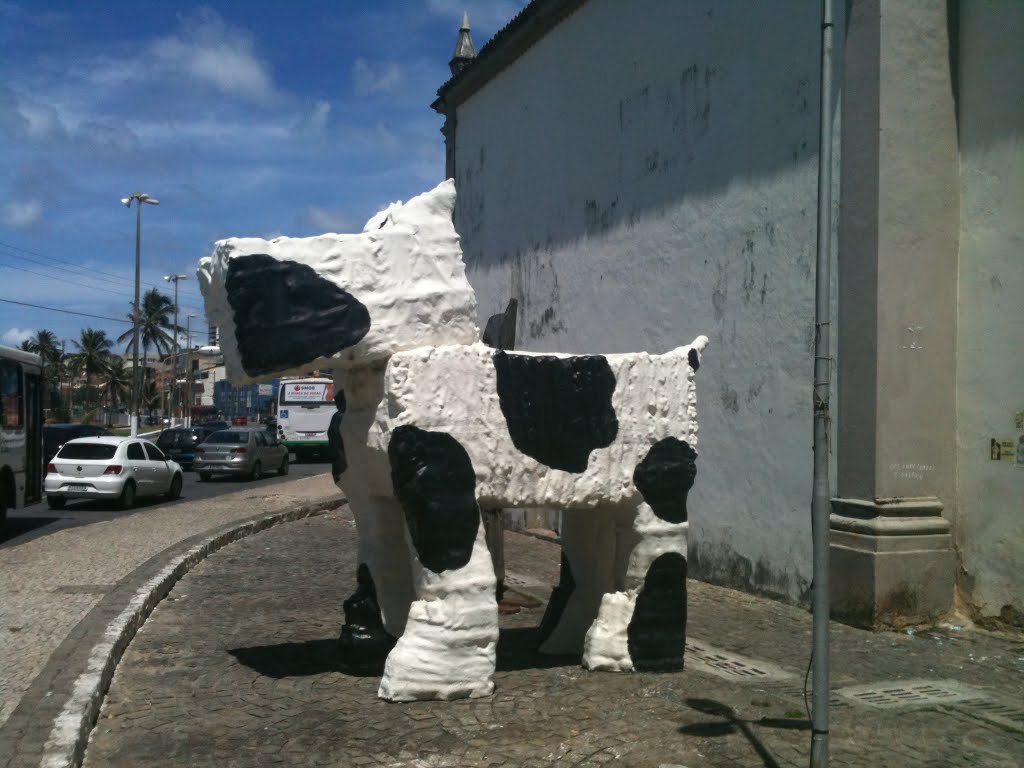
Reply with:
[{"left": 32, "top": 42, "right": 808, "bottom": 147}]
[{"left": 44, "top": 436, "right": 184, "bottom": 510}]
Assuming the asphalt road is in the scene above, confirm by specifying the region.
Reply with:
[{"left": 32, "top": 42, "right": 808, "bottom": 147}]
[{"left": 1, "top": 457, "right": 332, "bottom": 549}]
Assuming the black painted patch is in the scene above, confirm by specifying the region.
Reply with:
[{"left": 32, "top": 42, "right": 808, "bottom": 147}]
[
  {"left": 493, "top": 351, "right": 618, "bottom": 473},
  {"left": 338, "top": 563, "right": 395, "bottom": 672},
  {"left": 627, "top": 552, "right": 687, "bottom": 672},
  {"left": 388, "top": 425, "right": 480, "bottom": 573},
  {"left": 225, "top": 254, "right": 370, "bottom": 376},
  {"left": 633, "top": 438, "right": 697, "bottom": 523},
  {"left": 688, "top": 348, "right": 700, "bottom": 371},
  {"left": 536, "top": 550, "right": 576, "bottom": 648}
]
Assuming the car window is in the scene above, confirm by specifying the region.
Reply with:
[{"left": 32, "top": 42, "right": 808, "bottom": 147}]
[
  {"left": 57, "top": 443, "right": 117, "bottom": 460},
  {"left": 253, "top": 432, "right": 266, "bottom": 447},
  {"left": 265, "top": 433, "right": 279, "bottom": 446},
  {"left": 205, "top": 432, "right": 244, "bottom": 444},
  {"left": 145, "top": 443, "right": 167, "bottom": 461},
  {"left": 126, "top": 442, "right": 146, "bottom": 460}
]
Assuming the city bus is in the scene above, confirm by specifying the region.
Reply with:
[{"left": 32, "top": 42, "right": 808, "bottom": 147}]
[
  {"left": 0, "top": 345, "right": 44, "bottom": 524},
  {"left": 276, "top": 377, "right": 335, "bottom": 461}
]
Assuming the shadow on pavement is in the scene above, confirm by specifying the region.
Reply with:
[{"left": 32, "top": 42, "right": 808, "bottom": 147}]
[
  {"left": 0, "top": 515, "right": 61, "bottom": 544},
  {"left": 229, "top": 639, "right": 346, "bottom": 678},
  {"left": 680, "top": 698, "right": 810, "bottom": 768},
  {"left": 496, "top": 626, "right": 579, "bottom": 672}
]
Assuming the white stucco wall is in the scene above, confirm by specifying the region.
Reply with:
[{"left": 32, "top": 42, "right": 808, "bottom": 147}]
[
  {"left": 452, "top": 0, "right": 831, "bottom": 601},
  {"left": 956, "top": 2, "right": 1024, "bottom": 623}
]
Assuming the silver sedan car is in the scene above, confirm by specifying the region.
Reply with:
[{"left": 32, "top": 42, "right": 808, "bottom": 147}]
[
  {"left": 194, "top": 428, "right": 290, "bottom": 481},
  {"left": 44, "top": 436, "right": 184, "bottom": 510}
]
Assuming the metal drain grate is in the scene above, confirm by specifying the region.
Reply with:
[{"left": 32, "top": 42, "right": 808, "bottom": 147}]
[
  {"left": 836, "top": 679, "right": 981, "bottom": 709},
  {"left": 684, "top": 639, "right": 796, "bottom": 682},
  {"left": 952, "top": 698, "right": 1024, "bottom": 734}
]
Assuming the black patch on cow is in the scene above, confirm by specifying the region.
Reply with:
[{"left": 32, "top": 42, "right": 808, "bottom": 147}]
[
  {"left": 225, "top": 254, "right": 370, "bottom": 376},
  {"left": 633, "top": 438, "right": 697, "bottom": 523},
  {"left": 493, "top": 351, "right": 618, "bottom": 473},
  {"left": 338, "top": 563, "right": 395, "bottom": 673},
  {"left": 536, "top": 551, "right": 576, "bottom": 648},
  {"left": 388, "top": 425, "right": 480, "bottom": 573},
  {"left": 627, "top": 552, "right": 687, "bottom": 672},
  {"left": 688, "top": 348, "right": 700, "bottom": 371}
]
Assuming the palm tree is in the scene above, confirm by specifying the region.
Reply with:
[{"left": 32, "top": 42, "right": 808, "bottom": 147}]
[
  {"left": 24, "top": 329, "right": 65, "bottom": 417},
  {"left": 101, "top": 356, "right": 132, "bottom": 425},
  {"left": 68, "top": 329, "right": 113, "bottom": 417},
  {"left": 117, "top": 288, "right": 180, "bottom": 406}
]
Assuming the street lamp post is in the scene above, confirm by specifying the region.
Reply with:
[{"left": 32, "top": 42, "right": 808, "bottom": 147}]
[
  {"left": 121, "top": 192, "right": 159, "bottom": 437},
  {"left": 185, "top": 314, "right": 195, "bottom": 427},
  {"left": 164, "top": 273, "right": 187, "bottom": 427}
]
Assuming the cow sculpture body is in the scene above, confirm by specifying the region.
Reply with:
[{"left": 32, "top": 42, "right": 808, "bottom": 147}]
[{"left": 198, "top": 180, "right": 707, "bottom": 701}]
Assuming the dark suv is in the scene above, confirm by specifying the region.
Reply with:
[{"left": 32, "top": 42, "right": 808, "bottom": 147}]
[
  {"left": 155, "top": 426, "right": 217, "bottom": 470},
  {"left": 43, "top": 424, "right": 112, "bottom": 467}
]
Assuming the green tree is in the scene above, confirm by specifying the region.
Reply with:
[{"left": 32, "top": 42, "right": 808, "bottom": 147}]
[
  {"left": 24, "top": 329, "right": 65, "bottom": 417},
  {"left": 101, "top": 356, "right": 132, "bottom": 425},
  {"left": 117, "top": 288, "right": 178, "bottom": 366},
  {"left": 68, "top": 328, "right": 113, "bottom": 417}
]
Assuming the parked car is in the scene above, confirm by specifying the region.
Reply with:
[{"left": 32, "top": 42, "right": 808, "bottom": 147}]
[
  {"left": 155, "top": 426, "right": 218, "bottom": 470},
  {"left": 44, "top": 436, "right": 184, "bottom": 510},
  {"left": 194, "top": 428, "right": 289, "bottom": 481},
  {"left": 43, "top": 423, "right": 113, "bottom": 467}
]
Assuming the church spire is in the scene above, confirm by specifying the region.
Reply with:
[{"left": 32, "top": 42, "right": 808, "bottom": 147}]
[{"left": 449, "top": 11, "right": 476, "bottom": 76}]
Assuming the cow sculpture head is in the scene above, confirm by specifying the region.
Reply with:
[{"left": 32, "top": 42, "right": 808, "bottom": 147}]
[{"left": 197, "top": 180, "right": 480, "bottom": 385}]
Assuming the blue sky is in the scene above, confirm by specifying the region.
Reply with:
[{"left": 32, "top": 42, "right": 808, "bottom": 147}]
[{"left": 0, "top": 0, "right": 526, "bottom": 350}]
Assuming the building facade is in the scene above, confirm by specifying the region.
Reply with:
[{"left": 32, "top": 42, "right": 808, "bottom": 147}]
[{"left": 432, "top": 0, "right": 1023, "bottom": 629}]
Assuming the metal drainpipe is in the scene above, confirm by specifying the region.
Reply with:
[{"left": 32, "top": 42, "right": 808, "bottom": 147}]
[{"left": 810, "top": 0, "right": 836, "bottom": 765}]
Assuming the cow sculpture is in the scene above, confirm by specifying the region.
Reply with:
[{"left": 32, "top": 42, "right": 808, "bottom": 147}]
[{"left": 198, "top": 180, "right": 707, "bottom": 701}]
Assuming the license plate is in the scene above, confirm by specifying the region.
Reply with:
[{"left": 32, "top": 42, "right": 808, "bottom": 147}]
[{"left": 66, "top": 484, "right": 88, "bottom": 491}]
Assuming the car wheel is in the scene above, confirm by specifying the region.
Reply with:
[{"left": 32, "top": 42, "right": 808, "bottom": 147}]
[
  {"left": 47, "top": 495, "right": 66, "bottom": 510},
  {"left": 278, "top": 453, "right": 289, "bottom": 476},
  {"left": 166, "top": 473, "right": 183, "bottom": 500},
  {"left": 118, "top": 481, "right": 136, "bottom": 510},
  {"left": 250, "top": 460, "right": 262, "bottom": 481},
  {"left": 198, "top": 472, "right": 211, "bottom": 482}
]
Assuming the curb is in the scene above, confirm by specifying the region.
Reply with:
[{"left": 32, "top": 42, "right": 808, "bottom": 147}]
[{"left": 38, "top": 496, "right": 345, "bottom": 768}]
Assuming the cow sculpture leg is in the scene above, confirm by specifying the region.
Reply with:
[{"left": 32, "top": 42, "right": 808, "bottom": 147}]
[
  {"left": 377, "top": 425, "right": 499, "bottom": 701},
  {"left": 337, "top": 489, "right": 415, "bottom": 668},
  {"left": 583, "top": 437, "right": 696, "bottom": 671}
]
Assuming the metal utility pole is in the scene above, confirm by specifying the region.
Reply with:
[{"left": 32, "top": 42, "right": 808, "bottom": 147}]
[
  {"left": 810, "top": 0, "right": 836, "bottom": 766},
  {"left": 121, "top": 192, "right": 160, "bottom": 436},
  {"left": 164, "top": 274, "right": 187, "bottom": 427},
  {"left": 185, "top": 314, "right": 195, "bottom": 427}
]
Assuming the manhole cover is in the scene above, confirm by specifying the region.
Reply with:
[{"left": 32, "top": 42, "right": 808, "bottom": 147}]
[
  {"left": 684, "top": 639, "right": 796, "bottom": 681},
  {"left": 836, "top": 679, "right": 981, "bottom": 709}
]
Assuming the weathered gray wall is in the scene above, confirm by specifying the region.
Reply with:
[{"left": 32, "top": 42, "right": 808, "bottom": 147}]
[
  {"left": 955, "top": 1, "right": 1024, "bottom": 625},
  {"left": 452, "top": 0, "right": 832, "bottom": 601}
]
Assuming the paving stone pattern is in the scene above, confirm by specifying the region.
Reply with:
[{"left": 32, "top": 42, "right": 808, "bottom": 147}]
[{"left": 84, "top": 512, "right": 1024, "bottom": 767}]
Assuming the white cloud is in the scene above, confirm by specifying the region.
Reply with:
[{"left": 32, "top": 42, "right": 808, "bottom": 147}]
[
  {"left": 2, "top": 199, "right": 42, "bottom": 228},
  {"left": 149, "top": 8, "right": 282, "bottom": 105},
  {"left": 303, "top": 205, "right": 358, "bottom": 233},
  {"left": 352, "top": 58, "right": 402, "bottom": 97},
  {"left": 2, "top": 327, "right": 33, "bottom": 346},
  {"left": 305, "top": 100, "right": 331, "bottom": 134},
  {"left": 0, "top": 86, "right": 67, "bottom": 141}
]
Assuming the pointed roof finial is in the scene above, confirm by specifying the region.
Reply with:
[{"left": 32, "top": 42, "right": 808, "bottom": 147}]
[{"left": 449, "top": 11, "right": 476, "bottom": 76}]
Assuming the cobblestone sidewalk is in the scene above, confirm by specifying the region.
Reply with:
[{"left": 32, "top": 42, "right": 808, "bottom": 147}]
[
  {"left": 0, "top": 473, "right": 344, "bottom": 768},
  {"left": 83, "top": 510, "right": 1024, "bottom": 768}
]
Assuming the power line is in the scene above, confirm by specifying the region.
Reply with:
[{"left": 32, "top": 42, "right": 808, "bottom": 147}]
[
  {"left": 0, "top": 297, "right": 209, "bottom": 331},
  {"left": 0, "top": 239, "right": 206, "bottom": 303},
  {"left": 0, "top": 297, "right": 132, "bottom": 324}
]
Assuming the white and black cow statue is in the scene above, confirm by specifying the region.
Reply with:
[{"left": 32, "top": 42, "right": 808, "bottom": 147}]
[{"left": 197, "top": 180, "right": 708, "bottom": 702}]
